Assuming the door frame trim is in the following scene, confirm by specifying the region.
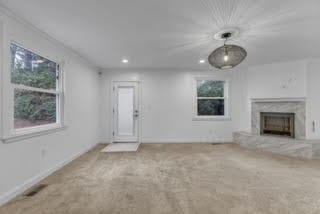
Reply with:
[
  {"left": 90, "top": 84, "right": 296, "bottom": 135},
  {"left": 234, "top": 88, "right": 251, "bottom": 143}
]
[{"left": 110, "top": 80, "right": 142, "bottom": 143}]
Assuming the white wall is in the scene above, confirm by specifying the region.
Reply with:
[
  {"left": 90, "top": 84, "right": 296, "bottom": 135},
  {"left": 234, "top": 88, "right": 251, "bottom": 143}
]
[
  {"left": 0, "top": 11, "right": 100, "bottom": 204},
  {"left": 100, "top": 69, "right": 247, "bottom": 143},
  {"left": 231, "top": 68, "right": 250, "bottom": 132},
  {"left": 306, "top": 59, "right": 320, "bottom": 139},
  {"left": 246, "top": 60, "right": 307, "bottom": 99}
]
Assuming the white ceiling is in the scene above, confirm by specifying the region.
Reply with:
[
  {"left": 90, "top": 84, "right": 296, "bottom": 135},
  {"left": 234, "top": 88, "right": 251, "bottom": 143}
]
[{"left": 1, "top": 0, "right": 320, "bottom": 70}]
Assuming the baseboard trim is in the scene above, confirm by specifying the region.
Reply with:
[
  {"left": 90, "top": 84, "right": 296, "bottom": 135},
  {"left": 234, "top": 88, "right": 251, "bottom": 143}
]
[
  {"left": 99, "top": 138, "right": 234, "bottom": 144},
  {"left": 141, "top": 138, "right": 234, "bottom": 143},
  {"left": 0, "top": 143, "right": 98, "bottom": 207},
  {"left": 98, "top": 141, "right": 109, "bottom": 145}
]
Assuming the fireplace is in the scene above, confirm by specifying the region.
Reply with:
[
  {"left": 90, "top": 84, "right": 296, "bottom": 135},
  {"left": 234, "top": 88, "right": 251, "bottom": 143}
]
[{"left": 260, "top": 112, "right": 295, "bottom": 138}]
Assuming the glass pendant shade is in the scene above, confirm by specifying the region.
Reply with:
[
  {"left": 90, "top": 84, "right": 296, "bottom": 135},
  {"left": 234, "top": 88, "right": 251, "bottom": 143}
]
[{"left": 208, "top": 44, "right": 247, "bottom": 69}]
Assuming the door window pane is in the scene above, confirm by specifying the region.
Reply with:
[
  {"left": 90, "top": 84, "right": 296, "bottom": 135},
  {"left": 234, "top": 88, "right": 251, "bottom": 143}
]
[
  {"left": 11, "top": 43, "right": 57, "bottom": 90},
  {"left": 14, "top": 89, "right": 57, "bottom": 129},
  {"left": 197, "top": 99, "right": 224, "bottom": 116},
  {"left": 117, "top": 87, "right": 134, "bottom": 135}
]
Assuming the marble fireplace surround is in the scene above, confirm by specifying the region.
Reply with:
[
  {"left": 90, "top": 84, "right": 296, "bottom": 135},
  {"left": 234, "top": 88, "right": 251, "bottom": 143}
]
[
  {"left": 251, "top": 99, "right": 306, "bottom": 139},
  {"left": 234, "top": 98, "right": 320, "bottom": 159}
]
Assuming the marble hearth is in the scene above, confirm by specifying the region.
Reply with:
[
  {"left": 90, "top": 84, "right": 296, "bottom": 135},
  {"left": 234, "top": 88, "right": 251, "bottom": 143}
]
[
  {"left": 234, "top": 98, "right": 320, "bottom": 159},
  {"left": 234, "top": 132, "right": 320, "bottom": 159}
]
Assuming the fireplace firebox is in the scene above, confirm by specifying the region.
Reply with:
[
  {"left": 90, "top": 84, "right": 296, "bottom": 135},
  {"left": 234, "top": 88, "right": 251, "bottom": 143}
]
[{"left": 260, "top": 112, "right": 295, "bottom": 138}]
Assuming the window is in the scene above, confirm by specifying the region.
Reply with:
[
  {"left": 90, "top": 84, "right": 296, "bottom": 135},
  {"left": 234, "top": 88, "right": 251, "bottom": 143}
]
[
  {"left": 10, "top": 43, "right": 63, "bottom": 131},
  {"left": 194, "top": 79, "right": 229, "bottom": 119}
]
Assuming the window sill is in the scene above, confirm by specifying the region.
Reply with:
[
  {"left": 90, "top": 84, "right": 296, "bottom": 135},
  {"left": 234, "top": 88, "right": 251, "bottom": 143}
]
[
  {"left": 1, "top": 125, "right": 67, "bottom": 144},
  {"left": 192, "top": 116, "right": 231, "bottom": 121}
]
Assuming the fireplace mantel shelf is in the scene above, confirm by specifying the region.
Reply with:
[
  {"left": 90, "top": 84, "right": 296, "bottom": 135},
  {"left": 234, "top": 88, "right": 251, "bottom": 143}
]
[{"left": 251, "top": 97, "right": 306, "bottom": 103}]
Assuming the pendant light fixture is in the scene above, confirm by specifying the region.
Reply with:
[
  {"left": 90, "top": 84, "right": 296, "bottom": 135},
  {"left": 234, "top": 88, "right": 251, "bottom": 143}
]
[{"left": 208, "top": 32, "right": 247, "bottom": 69}]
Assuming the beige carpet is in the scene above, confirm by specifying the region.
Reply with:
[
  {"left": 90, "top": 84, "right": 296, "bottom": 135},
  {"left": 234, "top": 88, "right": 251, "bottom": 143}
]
[
  {"left": 1, "top": 143, "right": 320, "bottom": 214},
  {"left": 101, "top": 142, "right": 140, "bottom": 152}
]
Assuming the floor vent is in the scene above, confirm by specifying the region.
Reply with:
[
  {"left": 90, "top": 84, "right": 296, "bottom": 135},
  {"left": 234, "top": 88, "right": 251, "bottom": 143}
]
[{"left": 24, "top": 184, "right": 48, "bottom": 197}]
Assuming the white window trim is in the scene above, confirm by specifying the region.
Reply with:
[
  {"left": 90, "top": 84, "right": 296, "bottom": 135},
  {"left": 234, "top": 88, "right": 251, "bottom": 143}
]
[
  {"left": 1, "top": 39, "right": 66, "bottom": 143},
  {"left": 192, "top": 77, "right": 231, "bottom": 121}
]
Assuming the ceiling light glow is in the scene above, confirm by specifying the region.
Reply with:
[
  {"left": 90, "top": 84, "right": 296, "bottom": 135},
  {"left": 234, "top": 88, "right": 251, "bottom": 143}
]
[{"left": 224, "top": 55, "right": 229, "bottom": 62}]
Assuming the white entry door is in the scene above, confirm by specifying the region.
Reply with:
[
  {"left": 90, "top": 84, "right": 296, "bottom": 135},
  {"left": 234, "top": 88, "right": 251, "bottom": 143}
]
[{"left": 113, "top": 82, "right": 139, "bottom": 142}]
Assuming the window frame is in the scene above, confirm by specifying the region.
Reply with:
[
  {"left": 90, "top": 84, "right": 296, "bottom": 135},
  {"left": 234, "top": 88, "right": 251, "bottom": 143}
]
[
  {"left": 193, "top": 77, "right": 231, "bottom": 121},
  {"left": 1, "top": 40, "right": 65, "bottom": 143}
]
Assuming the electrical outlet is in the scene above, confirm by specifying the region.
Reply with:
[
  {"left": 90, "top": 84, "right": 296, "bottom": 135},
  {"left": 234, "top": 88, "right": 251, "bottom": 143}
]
[
  {"left": 41, "top": 149, "right": 46, "bottom": 157},
  {"left": 312, "top": 121, "right": 316, "bottom": 133}
]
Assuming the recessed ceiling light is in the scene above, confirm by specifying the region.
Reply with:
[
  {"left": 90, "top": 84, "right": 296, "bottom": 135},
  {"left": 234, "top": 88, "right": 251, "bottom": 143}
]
[
  {"left": 199, "top": 59, "right": 205, "bottom": 64},
  {"left": 122, "top": 59, "right": 129, "bottom": 64}
]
